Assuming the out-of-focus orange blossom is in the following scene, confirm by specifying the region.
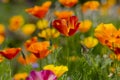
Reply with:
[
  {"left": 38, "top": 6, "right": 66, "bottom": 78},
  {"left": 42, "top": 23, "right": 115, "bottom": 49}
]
[
  {"left": 54, "top": 11, "right": 74, "bottom": 19},
  {"left": 58, "top": 0, "right": 78, "bottom": 7},
  {"left": 25, "top": 1, "right": 52, "bottom": 18},
  {"left": 9, "top": 15, "right": 24, "bottom": 31}
]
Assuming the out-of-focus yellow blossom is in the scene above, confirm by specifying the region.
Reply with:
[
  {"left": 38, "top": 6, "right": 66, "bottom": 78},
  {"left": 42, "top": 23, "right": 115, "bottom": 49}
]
[
  {"left": 107, "top": 0, "right": 116, "bottom": 7},
  {"left": 100, "top": 4, "right": 109, "bottom": 16},
  {"left": 79, "top": 20, "right": 92, "bottom": 33},
  {"left": 37, "top": 19, "right": 48, "bottom": 30},
  {"left": 95, "top": 23, "right": 117, "bottom": 35},
  {"left": 54, "top": 11, "right": 74, "bottom": 19},
  {"left": 43, "top": 64, "right": 68, "bottom": 77},
  {"left": 0, "top": 24, "right": 5, "bottom": 34},
  {"left": 0, "top": 35, "right": 5, "bottom": 44},
  {"left": 0, "top": 24, "right": 5, "bottom": 44},
  {"left": 117, "top": 7, "right": 120, "bottom": 15},
  {"left": 68, "top": 56, "right": 80, "bottom": 61},
  {"left": 109, "top": 53, "right": 120, "bottom": 61},
  {"left": 51, "top": 44, "right": 59, "bottom": 51},
  {"left": 9, "top": 15, "right": 24, "bottom": 31},
  {"left": 100, "top": 0, "right": 116, "bottom": 16},
  {"left": 38, "top": 28, "right": 60, "bottom": 40},
  {"left": 13, "top": 72, "right": 28, "bottom": 80},
  {"left": 81, "top": 37, "right": 98, "bottom": 48},
  {"left": 21, "top": 24, "right": 36, "bottom": 35},
  {"left": 0, "top": 55, "right": 4, "bottom": 63},
  {"left": 82, "top": 1, "right": 100, "bottom": 13}
]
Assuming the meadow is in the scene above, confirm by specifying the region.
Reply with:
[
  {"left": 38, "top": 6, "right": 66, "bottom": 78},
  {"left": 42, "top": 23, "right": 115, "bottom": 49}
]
[{"left": 0, "top": 0, "right": 120, "bottom": 80}]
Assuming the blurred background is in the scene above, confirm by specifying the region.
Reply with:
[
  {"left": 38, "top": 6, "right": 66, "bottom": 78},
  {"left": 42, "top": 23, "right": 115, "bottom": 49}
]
[{"left": 0, "top": 0, "right": 120, "bottom": 25}]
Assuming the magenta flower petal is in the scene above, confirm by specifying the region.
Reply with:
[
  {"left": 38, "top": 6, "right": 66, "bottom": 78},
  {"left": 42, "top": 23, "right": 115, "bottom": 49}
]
[{"left": 26, "top": 70, "right": 57, "bottom": 80}]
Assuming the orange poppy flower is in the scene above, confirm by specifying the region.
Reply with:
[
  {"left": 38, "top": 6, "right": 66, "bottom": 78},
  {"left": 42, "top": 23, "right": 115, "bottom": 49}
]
[
  {"left": 9, "top": 15, "right": 24, "bottom": 31},
  {"left": 0, "top": 48, "right": 21, "bottom": 60},
  {"left": 82, "top": 1, "right": 100, "bottom": 13},
  {"left": 0, "top": 24, "right": 5, "bottom": 44},
  {"left": 24, "top": 36, "right": 38, "bottom": 50},
  {"left": 94, "top": 23, "right": 117, "bottom": 47},
  {"left": 52, "top": 16, "right": 80, "bottom": 36},
  {"left": 94, "top": 23, "right": 120, "bottom": 55},
  {"left": 54, "top": 11, "right": 74, "bottom": 19},
  {"left": 25, "top": 1, "right": 52, "bottom": 18},
  {"left": 18, "top": 53, "right": 37, "bottom": 65},
  {"left": 27, "top": 41, "right": 51, "bottom": 59},
  {"left": 58, "top": 0, "right": 78, "bottom": 7}
]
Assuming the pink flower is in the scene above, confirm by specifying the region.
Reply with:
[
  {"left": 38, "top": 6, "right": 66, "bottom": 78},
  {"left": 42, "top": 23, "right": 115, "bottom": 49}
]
[{"left": 26, "top": 70, "right": 57, "bottom": 80}]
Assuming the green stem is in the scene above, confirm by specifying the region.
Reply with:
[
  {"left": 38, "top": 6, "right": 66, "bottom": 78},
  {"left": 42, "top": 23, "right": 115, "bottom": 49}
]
[
  {"left": 115, "top": 60, "right": 119, "bottom": 80},
  {"left": 9, "top": 61, "right": 12, "bottom": 80},
  {"left": 65, "top": 36, "right": 70, "bottom": 79},
  {"left": 65, "top": 37, "right": 70, "bottom": 66}
]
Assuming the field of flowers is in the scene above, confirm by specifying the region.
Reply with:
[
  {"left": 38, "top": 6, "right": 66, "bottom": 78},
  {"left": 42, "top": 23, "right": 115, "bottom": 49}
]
[{"left": 0, "top": 0, "right": 120, "bottom": 80}]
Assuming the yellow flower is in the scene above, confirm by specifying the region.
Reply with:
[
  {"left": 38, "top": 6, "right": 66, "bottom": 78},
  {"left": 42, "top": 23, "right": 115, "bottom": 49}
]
[
  {"left": 68, "top": 56, "right": 80, "bottom": 61},
  {"left": 100, "top": 0, "right": 116, "bottom": 16},
  {"left": 100, "top": 4, "right": 109, "bottom": 16},
  {"left": 0, "top": 35, "right": 5, "bottom": 44},
  {"left": 95, "top": 23, "right": 117, "bottom": 34},
  {"left": 43, "top": 64, "right": 68, "bottom": 77},
  {"left": 0, "top": 24, "right": 5, "bottom": 44},
  {"left": 117, "top": 7, "right": 120, "bottom": 15},
  {"left": 38, "top": 28, "right": 60, "bottom": 40},
  {"left": 37, "top": 19, "right": 48, "bottom": 30},
  {"left": 9, "top": 15, "right": 24, "bottom": 31},
  {"left": 13, "top": 72, "right": 28, "bottom": 80},
  {"left": 107, "top": 0, "right": 116, "bottom": 7},
  {"left": 0, "top": 24, "right": 5, "bottom": 34},
  {"left": 0, "top": 55, "right": 4, "bottom": 63},
  {"left": 79, "top": 20, "right": 92, "bottom": 33},
  {"left": 21, "top": 24, "right": 36, "bottom": 35},
  {"left": 82, "top": 37, "right": 98, "bottom": 48}
]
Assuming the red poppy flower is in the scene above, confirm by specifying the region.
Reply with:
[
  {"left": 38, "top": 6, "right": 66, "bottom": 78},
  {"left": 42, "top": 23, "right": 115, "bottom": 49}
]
[
  {"left": 0, "top": 48, "right": 21, "bottom": 60},
  {"left": 52, "top": 16, "right": 80, "bottom": 36},
  {"left": 25, "top": 1, "right": 51, "bottom": 18}
]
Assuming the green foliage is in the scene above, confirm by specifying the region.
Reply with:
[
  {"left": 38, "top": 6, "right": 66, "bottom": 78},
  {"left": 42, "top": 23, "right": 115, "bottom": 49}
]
[{"left": 0, "top": 60, "right": 12, "bottom": 80}]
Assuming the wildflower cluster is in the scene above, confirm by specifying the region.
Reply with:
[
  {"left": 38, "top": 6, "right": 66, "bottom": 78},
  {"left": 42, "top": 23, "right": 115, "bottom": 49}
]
[{"left": 0, "top": 0, "right": 120, "bottom": 80}]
